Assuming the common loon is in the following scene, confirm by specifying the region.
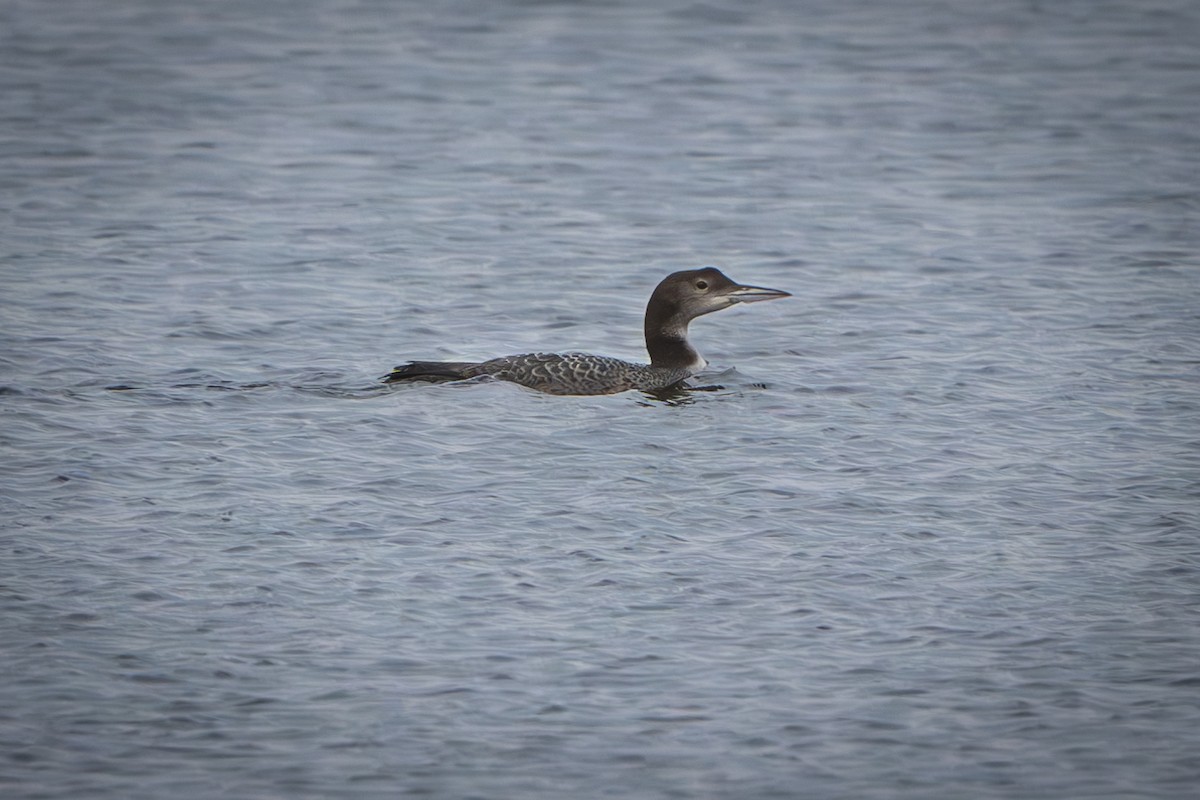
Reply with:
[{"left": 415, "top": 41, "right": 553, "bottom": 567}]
[{"left": 383, "top": 267, "right": 790, "bottom": 396}]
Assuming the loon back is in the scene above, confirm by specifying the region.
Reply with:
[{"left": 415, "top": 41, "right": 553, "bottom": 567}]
[
  {"left": 386, "top": 353, "right": 695, "bottom": 395},
  {"left": 383, "top": 267, "right": 789, "bottom": 396}
]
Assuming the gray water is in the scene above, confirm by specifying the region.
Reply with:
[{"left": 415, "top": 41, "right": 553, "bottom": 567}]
[{"left": 3, "top": 0, "right": 1199, "bottom": 798}]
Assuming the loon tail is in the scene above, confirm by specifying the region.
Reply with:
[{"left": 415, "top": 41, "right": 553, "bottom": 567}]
[{"left": 383, "top": 360, "right": 478, "bottom": 384}]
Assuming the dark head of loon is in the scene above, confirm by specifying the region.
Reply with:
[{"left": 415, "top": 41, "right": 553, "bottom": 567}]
[{"left": 644, "top": 266, "right": 791, "bottom": 370}]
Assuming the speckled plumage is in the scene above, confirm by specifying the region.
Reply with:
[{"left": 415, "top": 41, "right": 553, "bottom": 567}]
[
  {"left": 466, "top": 353, "right": 693, "bottom": 395},
  {"left": 384, "top": 267, "right": 789, "bottom": 396}
]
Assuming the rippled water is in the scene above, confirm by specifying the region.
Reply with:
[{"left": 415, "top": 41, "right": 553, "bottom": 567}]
[{"left": 3, "top": 1, "right": 1199, "bottom": 798}]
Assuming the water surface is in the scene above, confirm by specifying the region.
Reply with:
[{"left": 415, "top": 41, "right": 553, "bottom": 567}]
[{"left": 3, "top": 1, "right": 1199, "bottom": 798}]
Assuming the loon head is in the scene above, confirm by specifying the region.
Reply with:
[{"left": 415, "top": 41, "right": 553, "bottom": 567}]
[
  {"left": 644, "top": 267, "right": 790, "bottom": 368},
  {"left": 648, "top": 266, "right": 790, "bottom": 329}
]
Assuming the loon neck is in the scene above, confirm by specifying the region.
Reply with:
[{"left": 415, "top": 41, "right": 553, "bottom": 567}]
[
  {"left": 644, "top": 301, "right": 704, "bottom": 371},
  {"left": 645, "top": 331, "right": 703, "bottom": 371}
]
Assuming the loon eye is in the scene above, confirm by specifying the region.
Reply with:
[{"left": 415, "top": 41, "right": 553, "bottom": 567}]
[{"left": 695, "top": 279, "right": 709, "bottom": 290}]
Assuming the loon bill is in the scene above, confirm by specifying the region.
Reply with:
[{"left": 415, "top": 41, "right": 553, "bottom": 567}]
[{"left": 383, "top": 267, "right": 790, "bottom": 396}]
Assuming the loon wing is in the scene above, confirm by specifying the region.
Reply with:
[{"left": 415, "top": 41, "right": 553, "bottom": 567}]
[{"left": 474, "top": 352, "right": 644, "bottom": 395}]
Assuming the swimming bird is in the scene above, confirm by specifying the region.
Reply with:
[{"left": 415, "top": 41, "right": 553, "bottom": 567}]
[{"left": 383, "top": 267, "right": 789, "bottom": 396}]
